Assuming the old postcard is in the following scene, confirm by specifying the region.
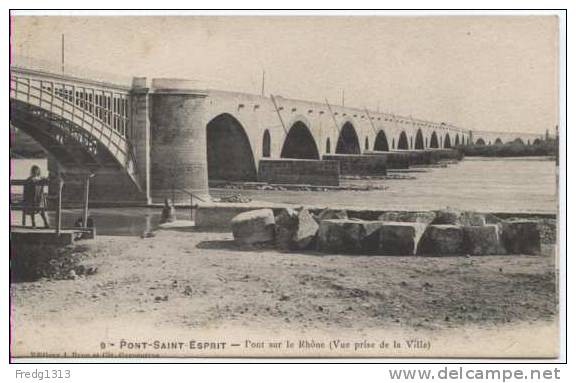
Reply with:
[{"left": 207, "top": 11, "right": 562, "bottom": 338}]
[{"left": 9, "top": 12, "right": 562, "bottom": 359}]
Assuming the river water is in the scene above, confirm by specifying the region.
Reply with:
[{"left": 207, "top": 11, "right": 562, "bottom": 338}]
[
  {"left": 240, "top": 157, "right": 558, "bottom": 214},
  {"left": 10, "top": 157, "right": 557, "bottom": 236}
]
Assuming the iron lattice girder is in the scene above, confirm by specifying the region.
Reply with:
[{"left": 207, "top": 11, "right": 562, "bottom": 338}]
[
  {"left": 9, "top": 66, "right": 150, "bottom": 197},
  {"left": 27, "top": 103, "right": 99, "bottom": 155},
  {"left": 11, "top": 100, "right": 114, "bottom": 170},
  {"left": 9, "top": 67, "right": 138, "bottom": 171}
]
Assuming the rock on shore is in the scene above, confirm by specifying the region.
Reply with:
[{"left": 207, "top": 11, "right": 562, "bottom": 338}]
[
  {"left": 229, "top": 207, "right": 544, "bottom": 256},
  {"left": 275, "top": 208, "right": 319, "bottom": 250},
  {"left": 231, "top": 209, "right": 275, "bottom": 245}
]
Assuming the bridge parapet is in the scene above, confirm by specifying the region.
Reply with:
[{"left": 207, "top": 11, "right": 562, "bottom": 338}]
[
  {"left": 11, "top": 66, "right": 132, "bottom": 137},
  {"left": 206, "top": 89, "right": 468, "bottom": 136}
]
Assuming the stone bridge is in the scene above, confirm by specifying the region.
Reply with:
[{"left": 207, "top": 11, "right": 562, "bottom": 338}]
[{"left": 10, "top": 65, "right": 542, "bottom": 205}]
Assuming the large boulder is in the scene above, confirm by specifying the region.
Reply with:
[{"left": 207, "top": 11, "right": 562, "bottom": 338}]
[
  {"left": 294, "top": 209, "right": 320, "bottom": 249},
  {"left": 459, "top": 211, "right": 486, "bottom": 226},
  {"left": 418, "top": 225, "right": 464, "bottom": 255},
  {"left": 275, "top": 208, "right": 319, "bottom": 250},
  {"left": 318, "top": 219, "right": 382, "bottom": 254},
  {"left": 432, "top": 209, "right": 462, "bottom": 225},
  {"left": 274, "top": 208, "right": 299, "bottom": 250},
  {"left": 317, "top": 219, "right": 365, "bottom": 254},
  {"left": 484, "top": 213, "right": 504, "bottom": 225},
  {"left": 359, "top": 221, "right": 387, "bottom": 254},
  {"left": 317, "top": 219, "right": 427, "bottom": 256},
  {"left": 377, "top": 211, "right": 436, "bottom": 225},
  {"left": 230, "top": 209, "right": 275, "bottom": 245},
  {"left": 463, "top": 225, "right": 505, "bottom": 255},
  {"left": 501, "top": 220, "right": 541, "bottom": 255},
  {"left": 378, "top": 222, "right": 428, "bottom": 255},
  {"left": 432, "top": 209, "right": 486, "bottom": 226},
  {"left": 314, "top": 208, "right": 348, "bottom": 223}
]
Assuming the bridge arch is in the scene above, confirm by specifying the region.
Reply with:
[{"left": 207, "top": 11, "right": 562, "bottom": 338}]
[
  {"left": 11, "top": 100, "right": 105, "bottom": 170},
  {"left": 415, "top": 129, "right": 424, "bottom": 150},
  {"left": 454, "top": 134, "right": 460, "bottom": 146},
  {"left": 494, "top": 138, "right": 503, "bottom": 145},
  {"left": 373, "top": 130, "right": 390, "bottom": 151},
  {"left": 281, "top": 121, "right": 320, "bottom": 159},
  {"left": 8, "top": 68, "right": 156, "bottom": 204},
  {"left": 475, "top": 138, "right": 486, "bottom": 145},
  {"left": 12, "top": 103, "right": 144, "bottom": 204},
  {"left": 510, "top": 138, "right": 524, "bottom": 145},
  {"left": 397, "top": 131, "right": 409, "bottom": 150},
  {"left": 10, "top": 77, "right": 135, "bottom": 173},
  {"left": 430, "top": 131, "right": 440, "bottom": 148},
  {"left": 206, "top": 113, "right": 257, "bottom": 182},
  {"left": 262, "top": 130, "right": 271, "bottom": 157},
  {"left": 444, "top": 134, "right": 452, "bottom": 148},
  {"left": 533, "top": 138, "right": 542, "bottom": 145},
  {"left": 336, "top": 122, "right": 361, "bottom": 154}
]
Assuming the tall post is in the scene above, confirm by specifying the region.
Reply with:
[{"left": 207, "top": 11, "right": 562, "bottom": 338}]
[
  {"left": 190, "top": 194, "right": 194, "bottom": 221},
  {"left": 61, "top": 34, "right": 65, "bottom": 74},
  {"left": 82, "top": 174, "right": 91, "bottom": 229},
  {"left": 55, "top": 175, "right": 63, "bottom": 235},
  {"left": 261, "top": 69, "right": 265, "bottom": 97},
  {"left": 270, "top": 94, "right": 288, "bottom": 135}
]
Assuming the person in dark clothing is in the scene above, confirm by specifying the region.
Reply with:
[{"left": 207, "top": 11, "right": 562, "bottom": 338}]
[
  {"left": 160, "top": 198, "right": 176, "bottom": 224},
  {"left": 21, "top": 165, "right": 50, "bottom": 228}
]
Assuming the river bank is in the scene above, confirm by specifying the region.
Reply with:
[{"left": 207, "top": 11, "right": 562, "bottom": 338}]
[
  {"left": 11, "top": 226, "right": 558, "bottom": 357},
  {"left": 461, "top": 141, "right": 557, "bottom": 158}
]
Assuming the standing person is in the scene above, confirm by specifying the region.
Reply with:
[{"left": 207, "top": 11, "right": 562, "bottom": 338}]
[
  {"left": 160, "top": 198, "right": 176, "bottom": 224},
  {"left": 21, "top": 165, "right": 50, "bottom": 228}
]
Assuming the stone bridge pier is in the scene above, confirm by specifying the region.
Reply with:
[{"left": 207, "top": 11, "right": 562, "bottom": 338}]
[{"left": 147, "top": 79, "right": 210, "bottom": 203}]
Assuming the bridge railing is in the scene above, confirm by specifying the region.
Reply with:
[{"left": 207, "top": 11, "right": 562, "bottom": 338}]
[
  {"left": 10, "top": 66, "right": 132, "bottom": 138},
  {"left": 11, "top": 55, "right": 133, "bottom": 87},
  {"left": 9, "top": 67, "right": 140, "bottom": 188}
]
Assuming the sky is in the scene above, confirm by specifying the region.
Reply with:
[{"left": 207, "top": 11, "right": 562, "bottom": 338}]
[{"left": 11, "top": 15, "right": 559, "bottom": 134}]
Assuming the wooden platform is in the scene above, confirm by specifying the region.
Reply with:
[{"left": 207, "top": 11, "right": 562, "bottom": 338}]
[{"left": 10, "top": 226, "right": 95, "bottom": 246}]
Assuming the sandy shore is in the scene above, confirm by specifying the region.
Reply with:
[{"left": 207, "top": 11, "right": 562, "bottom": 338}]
[{"left": 10, "top": 229, "right": 558, "bottom": 358}]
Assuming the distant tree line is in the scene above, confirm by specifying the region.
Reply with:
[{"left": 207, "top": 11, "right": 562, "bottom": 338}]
[
  {"left": 459, "top": 129, "right": 558, "bottom": 160},
  {"left": 10, "top": 126, "right": 47, "bottom": 159}
]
